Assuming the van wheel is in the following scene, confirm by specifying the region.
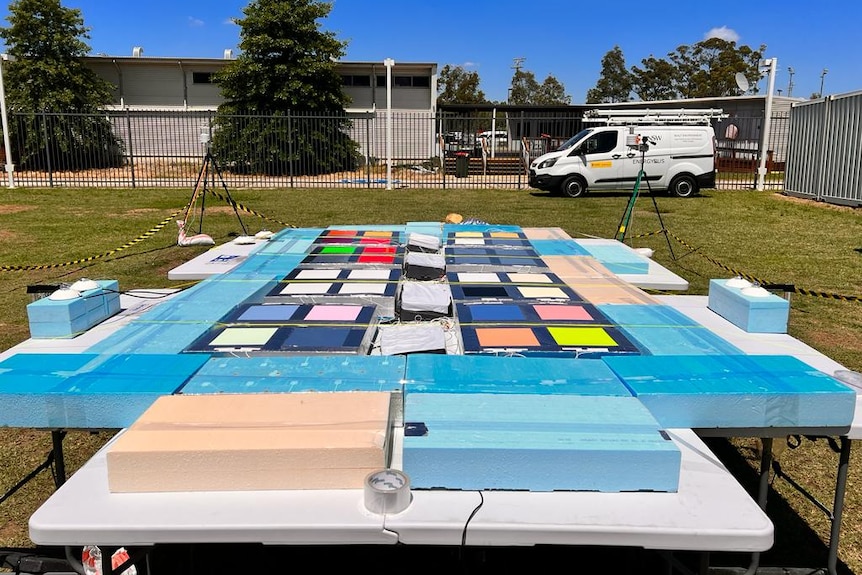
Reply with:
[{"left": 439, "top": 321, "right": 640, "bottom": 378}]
[
  {"left": 561, "top": 175, "right": 587, "bottom": 198},
  {"left": 669, "top": 175, "right": 698, "bottom": 198}
]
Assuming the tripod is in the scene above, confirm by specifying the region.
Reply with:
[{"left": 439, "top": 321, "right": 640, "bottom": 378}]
[
  {"left": 182, "top": 145, "right": 248, "bottom": 237},
  {"left": 615, "top": 139, "right": 675, "bottom": 260}
]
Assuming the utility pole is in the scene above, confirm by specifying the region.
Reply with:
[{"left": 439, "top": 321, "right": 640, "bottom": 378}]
[
  {"left": 511, "top": 57, "right": 525, "bottom": 73},
  {"left": 819, "top": 68, "right": 828, "bottom": 98},
  {"left": 787, "top": 67, "right": 794, "bottom": 97}
]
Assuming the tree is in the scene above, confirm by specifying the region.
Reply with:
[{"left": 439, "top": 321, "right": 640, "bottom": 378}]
[
  {"left": 536, "top": 76, "right": 571, "bottom": 105},
  {"left": 0, "top": 0, "right": 123, "bottom": 170},
  {"left": 212, "top": 0, "right": 356, "bottom": 175},
  {"left": 630, "top": 56, "right": 678, "bottom": 101},
  {"left": 437, "top": 65, "right": 486, "bottom": 105},
  {"left": 586, "top": 46, "right": 632, "bottom": 104},
  {"left": 509, "top": 68, "right": 571, "bottom": 106},
  {"left": 667, "top": 38, "right": 765, "bottom": 98}
]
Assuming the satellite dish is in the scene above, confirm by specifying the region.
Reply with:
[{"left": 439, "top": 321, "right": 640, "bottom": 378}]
[{"left": 735, "top": 72, "right": 750, "bottom": 94}]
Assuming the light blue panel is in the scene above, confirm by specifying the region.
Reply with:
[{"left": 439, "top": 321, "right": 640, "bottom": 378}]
[
  {"left": 528, "top": 239, "right": 590, "bottom": 256},
  {"left": 576, "top": 243, "right": 649, "bottom": 275},
  {"left": 403, "top": 393, "right": 680, "bottom": 492},
  {"left": 86, "top": 321, "right": 215, "bottom": 354},
  {"left": 0, "top": 353, "right": 210, "bottom": 428},
  {"left": 182, "top": 355, "right": 407, "bottom": 394},
  {"left": 404, "top": 222, "right": 442, "bottom": 237},
  {"left": 272, "top": 227, "right": 325, "bottom": 240},
  {"left": 404, "top": 355, "right": 631, "bottom": 396},
  {"left": 232, "top": 254, "right": 305, "bottom": 276},
  {"left": 598, "top": 304, "right": 743, "bottom": 355},
  {"left": 708, "top": 279, "right": 790, "bottom": 333},
  {"left": 603, "top": 354, "right": 857, "bottom": 429},
  {"left": 250, "top": 238, "right": 315, "bottom": 256}
]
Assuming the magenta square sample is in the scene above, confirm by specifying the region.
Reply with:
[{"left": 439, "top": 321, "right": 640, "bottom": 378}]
[
  {"left": 533, "top": 304, "right": 593, "bottom": 321},
  {"left": 304, "top": 305, "right": 363, "bottom": 321}
]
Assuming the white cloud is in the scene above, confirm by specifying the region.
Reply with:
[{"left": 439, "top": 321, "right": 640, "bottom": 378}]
[
  {"left": 462, "top": 61, "right": 478, "bottom": 69},
  {"left": 705, "top": 26, "right": 740, "bottom": 42},
  {"left": 188, "top": 16, "right": 205, "bottom": 27}
]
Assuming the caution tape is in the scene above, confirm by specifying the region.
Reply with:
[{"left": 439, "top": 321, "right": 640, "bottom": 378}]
[
  {"left": 0, "top": 209, "right": 183, "bottom": 272},
  {"left": 667, "top": 231, "right": 862, "bottom": 302},
  {"left": 205, "top": 188, "right": 296, "bottom": 229}
]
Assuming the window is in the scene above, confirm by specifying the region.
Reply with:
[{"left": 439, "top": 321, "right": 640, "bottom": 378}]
[
  {"left": 376, "top": 75, "right": 431, "bottom": 87},
  {"left": 342, "top": 75, "right": 371, "bottom": 87},
  {"left": 582, "top": 131, "right": 618, "bottom": 154},
  {"left": 192, "top": 72, "right": 213, "bottom": 84}
]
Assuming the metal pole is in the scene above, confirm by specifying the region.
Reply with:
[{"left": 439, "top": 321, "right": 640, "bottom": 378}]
[
  {"left": 820, "top": 68, "right": 828, "bottom": 98},
  {"left": 0, "top": 54, "right": 16, "bottom": 188},
  {"left": 756, "top": 57, "right": 776, "bottom": 191},
  {"left": 384, "top": 58, "right": 394, "bottom": 190}
]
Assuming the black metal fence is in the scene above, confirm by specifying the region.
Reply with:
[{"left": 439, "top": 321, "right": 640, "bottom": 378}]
[{"left": 3, "top": 109, "right": 788, "bottom": 191}]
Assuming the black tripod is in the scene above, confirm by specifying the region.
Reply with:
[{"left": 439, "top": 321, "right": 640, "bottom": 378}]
[
  {"left": 182, "top": 145, "right": 248, "bottom": 236},
  {"left": 615, "top": 137, "right": 675, "bottom": 260}
]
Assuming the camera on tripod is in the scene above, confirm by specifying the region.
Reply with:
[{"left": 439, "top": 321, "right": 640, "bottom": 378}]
[{"left": 625, "top": 131, "right": 653, "bottom": 152}]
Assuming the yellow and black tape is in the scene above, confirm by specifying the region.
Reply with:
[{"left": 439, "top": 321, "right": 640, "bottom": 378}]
[
  {"left": 667, "top": 231, "right": 862, "bottom": 303},
  {"left": 0, "top": 209, "right": 184, "bottom": 272},
  {"left": 205, "top": 188, "right": 296, "bottom": 229}
]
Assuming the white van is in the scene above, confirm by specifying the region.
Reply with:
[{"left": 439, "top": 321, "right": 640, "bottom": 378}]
[{"left": 528, "top": 123, "right": 717, "bottom": 198}]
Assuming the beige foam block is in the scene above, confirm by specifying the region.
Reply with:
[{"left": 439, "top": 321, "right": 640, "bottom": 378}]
[
  {"left": 565, "top": 276, "right": 659, "bottom": 305},
  {"left": 107, "top": 392, "right": 393, "bottom": 493},
  {"left": 521, "top": 227, "right": 572, "bottom": 240},
  {"left": 543, "top": 255, "right": 616, "bottom": 280}
]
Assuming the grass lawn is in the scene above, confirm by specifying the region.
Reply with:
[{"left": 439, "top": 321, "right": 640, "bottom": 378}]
[{"left": 1, "top": 186, "right": 861, "bottom": 572}]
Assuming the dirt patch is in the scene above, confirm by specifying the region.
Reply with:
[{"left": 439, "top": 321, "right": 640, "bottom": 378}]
[
  {"left": 0, "top": 204, "right": 33, "bottom": 215},
  {"left": 0, "top": 229, "right": 16, "bottom": 241},
  {"left": 772, "top": 192, "right": 859, "bottom": 212}
]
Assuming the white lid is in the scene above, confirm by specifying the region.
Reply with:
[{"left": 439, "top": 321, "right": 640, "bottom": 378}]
[{"left": 48, "top": 288, "right": 81, "bottom": 301}]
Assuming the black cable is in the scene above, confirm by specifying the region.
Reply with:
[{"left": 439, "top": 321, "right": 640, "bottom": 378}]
[{"left": 461, "top": 491, "right": 484, "bottom": 547}]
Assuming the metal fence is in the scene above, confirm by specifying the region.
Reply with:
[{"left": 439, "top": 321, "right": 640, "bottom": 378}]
[
  {"left": 785, "top": 91, "right": 862, "bottom": 207},
  {"left": 3, "top": 109, "right": 788, "bottom": 191}
]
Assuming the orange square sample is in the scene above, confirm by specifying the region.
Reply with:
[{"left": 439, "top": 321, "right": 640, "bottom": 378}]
[
  {"left": 106, "top": 392, "right": 393, "bottom": 493},
  {"left": 475, "top": 327, "right": 540, "bottom": 347}
]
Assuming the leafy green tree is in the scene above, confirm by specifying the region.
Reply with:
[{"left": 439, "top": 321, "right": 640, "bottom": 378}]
[
  {"left": 212, "top": 0, "right": 356, "bottom": 175},
  {"left": 630, "top": 56, "right": 678, "bottom": 101},
  {"left": 0, "top": 0, "right": 123, "bottom": 170},
  {"left": 437, "top": 64, "right": 486, "bottom": 105},
  {"left": 509, "top": 68, "right": 570, "bottom": 105},
  {"left": 668, "top": 38, "right": 765, "bottom": 98},
  {"left": 586, "top": 46, "right": 632, "bottom": 103},
  {"left": 508, "top": 69, "right": 540, "bottom": 105},
  {"left": 536, "top": 76, "right": 571, "bottom": 105}
]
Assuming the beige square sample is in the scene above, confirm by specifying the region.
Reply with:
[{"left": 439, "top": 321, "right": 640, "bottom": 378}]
[{"left": 107, "top": 392, "right": 393, "bottom": 493}]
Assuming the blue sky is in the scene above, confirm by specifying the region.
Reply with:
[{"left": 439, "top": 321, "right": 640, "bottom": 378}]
[{"left": 1, "top": 0, "right": 858, "bottom": 103}]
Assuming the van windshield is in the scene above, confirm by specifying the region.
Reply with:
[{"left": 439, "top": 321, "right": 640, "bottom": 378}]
[{"left": 556, "top": 128, "right": 593, "bottom": 151}]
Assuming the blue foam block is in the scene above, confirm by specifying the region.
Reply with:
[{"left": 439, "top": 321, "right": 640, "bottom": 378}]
[
  {"left": 597, "top": 304, "right": 743, "bottom": 355},
  {"left": 403, "top": 393, "right": 679, "bottom": 492},
  {"left": 26, "top": 295, "right": 88, "bottom": 323},
  {"left": 181, "top": 355, "right": 407, "bottom": 394},
  {"left": 27, "top": 280, "right": 123, "bottom": 338},
  {"left": 0, "top": 353, "right": 210, "bottom": 428},
  {"left": 528, "top": 239, "right": 590, "bottom": 256},
  {"left": 405, "top": 355, "right": 631, "bottom": 396},
  {"left": 576, "top": 243, "right": 649, "bottom": 275},
  {"left": 708, "top": 279, "right": 790, "bottom": 333},
  {"left": 602, "top": 354, "right": 856, "bottom": 429}
]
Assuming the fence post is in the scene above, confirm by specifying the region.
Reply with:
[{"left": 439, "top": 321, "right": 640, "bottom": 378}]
[
  {"left": 287, "top": 110, "right": 294, "bottom": 189},
  {"left": 125, "top": 110, "right": 136, "bottom": 188},
  {"left": 41, "top": 111, "right": 53, "bottom": 187}
]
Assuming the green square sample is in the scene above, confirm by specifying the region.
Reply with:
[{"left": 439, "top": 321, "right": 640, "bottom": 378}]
[
  {"left": 319, "top": 246, "right": 357, "bottom": 254},
  {"left": 547, "top": 326, "right": 617, "bottom": 347}
]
